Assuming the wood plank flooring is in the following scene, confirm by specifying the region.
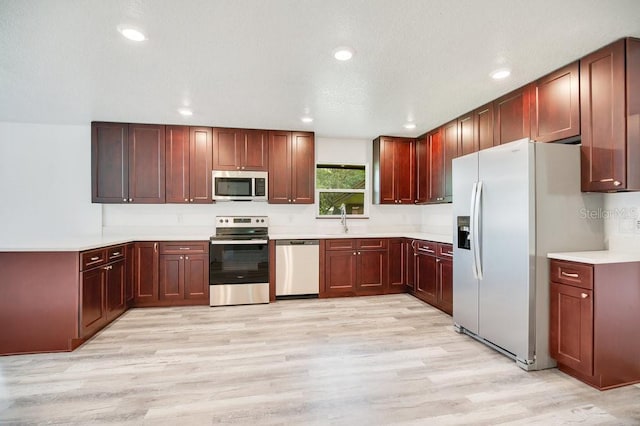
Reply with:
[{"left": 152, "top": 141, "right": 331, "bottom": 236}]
[{"left": 1, "top": 294, "right": 639, "bottom": 425}]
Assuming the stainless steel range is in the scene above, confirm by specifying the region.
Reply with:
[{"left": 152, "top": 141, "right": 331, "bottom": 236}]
[{"left": 209, "top": 216, "right": 269, "bottom": 306}]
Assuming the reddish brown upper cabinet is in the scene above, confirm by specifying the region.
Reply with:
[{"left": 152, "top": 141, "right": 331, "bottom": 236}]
[
  {"left": 458, "top": 113, "right": 477, "bottom": 155},
  {"left": 91, "top": 122, "right": 166, "bottom": 203},
  {"left": 166, "top": 126, "right": 213, "bottom": 204},
  {"left": 427, "top": 122, "right": 456, "bottom": 204},
  {"left": 474, "top": 102, "right": 495, "bottom": 151},
  {"left": 549, "top": 258, "right": 640, "bottom": 390},
  {"left": 580, "top": 38, "right": 640, "bottom": 192},
  {"left": 268, "top": 131, "right": 315, "bottom": 204},
  {"left": 493, "top": 85, "right": 532, "bottom": 146},
  {"left": 414, "top": 135, "right": 429, "bottom": 204},
  {"left": 212, "top": 128, "right": 268, "bottom": 171},
  {"left": 373, "top": 137, "right": 415, "bottom": 204},
  {"left": 531, "top": 61, "right": 580, "bottom": 143}
]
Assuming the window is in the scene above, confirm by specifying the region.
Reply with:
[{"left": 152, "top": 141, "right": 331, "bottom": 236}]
[{"left": 316, "top": 164, "right": 368, "bottom": 217}]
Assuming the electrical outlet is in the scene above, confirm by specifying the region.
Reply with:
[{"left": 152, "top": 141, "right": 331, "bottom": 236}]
[{"left": 636, "top": 220, "right": 640, "bottom": 234}]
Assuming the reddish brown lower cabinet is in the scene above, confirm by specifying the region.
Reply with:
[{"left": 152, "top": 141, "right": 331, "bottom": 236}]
[
  {"left": 125, "top": 243, "right": 135, "bottom": 306},
  {"left": 408, "top": 240, "right": 453, "bottom": 315},
  {"left": 157, "top": 242, "right": 209, "bottom": 305},
  {"left": 436, "top": 248, "right": 453, "bottom": 315},
  {"left": 105, "top": 258, "right": 126, "bottom": 321},
  {"left": 388, "top": 238, "right": 408, "bottom": 293},
  {"left": 134, "top": 242, "right": 160, "bottom": 305},
  {"left": 415, "top": 241, "right": 437, "bottom": 305},
  {"left": 321, "top": 238, "right": 388, "bottom": 297},
  {"left": 549, "top": 259, "right": 640, "bottom": 390},
  {"left": 80, "top": 266, "right": 107, "bottom": 338}
]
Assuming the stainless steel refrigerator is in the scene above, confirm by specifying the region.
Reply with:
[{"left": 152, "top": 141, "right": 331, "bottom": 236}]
[{"left": 452, "top": 138, "right": 604, "bottom": 370}]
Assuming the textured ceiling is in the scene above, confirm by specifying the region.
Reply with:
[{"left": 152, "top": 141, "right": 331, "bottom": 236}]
[{"left": 1, "top": 0, "right": 640, "bottom": 139}]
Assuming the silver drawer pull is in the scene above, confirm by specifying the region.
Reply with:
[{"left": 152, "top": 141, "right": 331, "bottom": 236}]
[
  {"left": 561, "top": 271, "right": 579, "bottom": 278},
  {"left": 179, "top": 247, "right": 191, "bottom": 250},
  {"left": 581, "top": 293, "right": 588, "bottom": 299},
  {"left": 599, "top": 178, "right": 614, "bottom": 182},
  {"left": 112, "top": 252, "right": 120, "bottom": 256},
  {"left": 90, "top": 256, "right": 100, "bottom": 261},
  {"left": 418, "top": 247, "right": 434, "bottom": 253}
]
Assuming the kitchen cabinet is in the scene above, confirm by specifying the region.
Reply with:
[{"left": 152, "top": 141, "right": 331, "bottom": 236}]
[
  {"left": 79, "top": 245, "right": 126, "bottom": 338},
  {"left": 531, "top": 61, "right": 580, "bottom": 143},
  {"left": 493, "top": 85, "right": 531, "bottom": 145},
  {"left": 410, "top": 240, "right": 453, "bottom": 315},
  {"left": 166, "top": 126, "right": 213, "bottom": 203},
  {"left": 321, "top": 238, "right": 388, "bottom": 297},
  {"left": 212, "top": 128, "right": 269, "bottom": 171},
  {"left": 268, "top": 131, "right": 315, "bottom": 204},
  {"left": 158, "top": 241, "right": 209, "bottom": 303},
  {"left": 458, "top": 113, "right": 477, "bottom": 155},
  {"left": 125, "top": 243, "right": 135, "bottom": 306},
  {"left": 372, "top": 137, "right": 415, "bottom": 204},
  {"left": 91, "top": 122, "right": 166, "bottom": 203},
  {"left": 388, "top": 238, "right": 408, "bottom": 293},
  {"left": 474, "top": 102, "right": 495, "bottom": 151},
  {"left": 133, "top": 242, "right": 159, "bottom": 306},
  {"left": 549, "top": 258, "right": 640, "bottom": 389},
  {"left": 405, "top": 239, "right": 416, "bottom": 292},
  {"left": 427, "top": 121, "right": 456, "bottom": 204},
  {"left": 414, "top": 135, "right": 429, "bottom": 204},
  {"left": 580, "top": 38, "right": 640, "bottom": 192}
]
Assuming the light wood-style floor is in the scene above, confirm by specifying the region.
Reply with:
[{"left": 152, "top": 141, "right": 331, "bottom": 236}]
[{"left": 1, "top": 294, "right": 639, "bottom": 425}]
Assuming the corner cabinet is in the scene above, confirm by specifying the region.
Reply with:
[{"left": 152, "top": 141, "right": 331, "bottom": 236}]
[
  {"left": 268, "top": 131, "right": 315, "bottom": 204},
  {"left": 549, "top": 258, "right": 640, "bottom": 390},
  {"left": 580, "top": 37, "right": 640, "bottom": 192},
  {"left": 166, "top": 126, "right": 213, "bottom": 204},
  {"left": 92, "top": 122, "right": 166, "bottom": 203},
  {"left": 372, "top": 136, "right": 415, "bottom": 204}
]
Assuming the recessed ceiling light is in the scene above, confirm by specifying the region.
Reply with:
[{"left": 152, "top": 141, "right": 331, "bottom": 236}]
[
  {"left": 490, "top": 68, "right": 511, "bottom": 80},
  {"left": 333, "top": 47, "right": 355, "bottom": 61},
  {"left": 118, "top": 26, "right": 146, "bottom": 42},
  {"left": 403, "top": 123, "right": 417, "bottom": 130},
  {"left": 178, "top": 108, "right": 193, "bottom": 116},
  {"left": 301, "top": 116, "right": 313, "bottom": 124}
]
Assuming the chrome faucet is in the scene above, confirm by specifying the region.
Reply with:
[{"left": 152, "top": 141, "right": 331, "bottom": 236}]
[{"left": 340, "top": 203, "right": 349, "bottom": 234}]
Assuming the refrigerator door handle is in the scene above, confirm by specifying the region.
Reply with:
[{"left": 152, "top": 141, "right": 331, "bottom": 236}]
[
  {"left": 473, "top": 181, "right": 483, "bottom": 280},
  {"left": 470, "top": 182, "right": 478, "bottom": 278}
]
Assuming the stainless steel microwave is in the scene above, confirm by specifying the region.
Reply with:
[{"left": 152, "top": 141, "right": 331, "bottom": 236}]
[{"left": 212, "top": 170, "right": 268, "bottom": 201}]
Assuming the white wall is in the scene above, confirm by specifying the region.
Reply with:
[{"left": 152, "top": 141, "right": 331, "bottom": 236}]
[
  {"left": 0, "top": 123, "right": 102, "bottom": 246},
  {"left": 603, "top": 192, "right": 640, "bottom": 251}
]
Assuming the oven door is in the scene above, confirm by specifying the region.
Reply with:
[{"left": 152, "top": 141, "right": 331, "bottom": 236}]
[{"left": 209, "top": 240, "right": 269, "bottom": 305}]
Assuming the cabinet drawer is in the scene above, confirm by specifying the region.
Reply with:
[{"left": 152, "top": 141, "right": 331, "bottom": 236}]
[
  {"left": 325, "top": 239, "right": 356, "bottom": 250},
  {"left": 437, "top": 243, "right": 454, "bottom": 258},
  {"left": 550, "top": 260, "right": 593, "bottom": 290},
  {"left": 81, "top": 248, "right": 107, "bottom": 271},
  {"left": 159, "top": 241, "right": 207, "bottom": 254},
  {"left": 107, "top": 245, "right": 125, "bottom": 261},
  {"left": 357, "top": 238, "right": 387, "bottom": 250},
  {"left": 414, "top": 240, "right": 437, "bottom": 255}
]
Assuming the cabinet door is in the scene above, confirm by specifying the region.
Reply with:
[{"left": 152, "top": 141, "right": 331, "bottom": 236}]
[
  {"left": 134, "top": 242, "right": 159, "bottom": 304},
  {"left": 189, "top": 127, "right": 213, "bottom": 203},
  {"left": 494, "top": 85, "right": 531, "bottom": 145},
  {"left": 531, "top": 61, "right": 580, "bottom": 143},
  {"left": 165, "top": 125, "right": 190, "bottom": 203},
  {"left": 474, "top": 103, "right": 495, "bottom": 151},
  {"left": 324, "top": 250, "right": 357, "bottom": 295},
  {"left": 268, "top": 131, "right": 292, "bottom": 203},
  {"left": 212, "top": 128, "right": 240, "bottom": 170},
  {"left": 414, "top": 135, "right": 428, "bottom": 204},
  {"left": 388, "top": 239, "right": 405, "bottom": 293},
  {"left": 405, "top": 240, "right": 416, "bottom": 292},
  {"left": 458, "top": 113, "right": 476, "bottom": 155},
  {"left": 550, "top": 282, "right": 594, "bottom": 376},
  {"left": 395, "top": 138, "right": 415, "bottom": 204},
  {"left": 356, "top": 250, "right": 387, "bottom": 294},
  {"left": 415, "top": 252, "right": 437, "bottom": 305},
  {"left": 125, "top": 243, "right": 135, "bottom": 305},
  {"left": 437, "top": 257, "right": 453, "bottom": 315},
  {"left": 91, "top": 122, "right": 128, "bottom": 203},
  {"left": 580, "top": 40, "right": 627, "bottom": 192},
  {"left": 184, "top": 254, "right": 209, "bottom": 299},
  {"left": 242, "top": 129, "right": 269, "bottom": 171},
  {"left": 442, "top": 120, "right": 458, "bottom": 202},
  {"left": 106, "top": 260, "right": 126, "bottom": 321},
  {"left": 80, "top": 267, "right": 106, "bottom": 338},
  {"left": 428, "top": 129, "right": 444, "bottom": 202},
  {"left": 378, "top": 137, "right": 397, "bottom": 204},
  {"left": 291, "top": 132, "right": 315, "bottom": 204},
  {"left": 159, "top": 254, "right": 185, "bottom": 300},
  {"left": 128, "top": 124, "right": 165, "bottom": 203}
]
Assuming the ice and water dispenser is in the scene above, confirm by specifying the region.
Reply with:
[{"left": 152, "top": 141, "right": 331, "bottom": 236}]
[{"left": 457, "top": 216, "right": 471, "bottom": 250}]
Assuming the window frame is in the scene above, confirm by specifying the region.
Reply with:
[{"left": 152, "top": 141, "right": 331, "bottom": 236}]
[{"left": 315, "top": 163, "right": 370, "bottom": 219}]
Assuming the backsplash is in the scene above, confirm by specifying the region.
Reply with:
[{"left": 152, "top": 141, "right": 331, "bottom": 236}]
[{"left": 603, "top": 192, "right": 640, "bottom": 252}]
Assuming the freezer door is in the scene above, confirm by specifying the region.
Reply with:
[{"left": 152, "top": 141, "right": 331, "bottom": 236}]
[
  {"left": 477, "top": 139, "right": 535, "bottom": 360},
  {"left": 452, "top": 152, "right": 479, "bottom": 334}
]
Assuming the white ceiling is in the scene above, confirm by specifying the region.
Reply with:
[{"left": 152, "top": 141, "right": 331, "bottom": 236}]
[{"left": 1, "top": 0, "right": 640, "bottom": 140}]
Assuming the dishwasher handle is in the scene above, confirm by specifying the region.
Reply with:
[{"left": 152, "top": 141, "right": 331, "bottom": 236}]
[{"left": 275, "top": 239, "right": 320, "bottom": 246}]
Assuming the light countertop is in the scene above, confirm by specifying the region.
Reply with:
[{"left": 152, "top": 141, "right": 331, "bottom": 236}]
[
  {"left": 547, "top": 250, "right": 640, "bottom": 265},
  {"left": 268, "top": 232, "right": 452, "bottom": 244}
]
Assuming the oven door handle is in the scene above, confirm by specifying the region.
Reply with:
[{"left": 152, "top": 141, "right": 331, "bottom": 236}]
[{"left": 210, "top": 239, "right": 269, "bottom": 245}]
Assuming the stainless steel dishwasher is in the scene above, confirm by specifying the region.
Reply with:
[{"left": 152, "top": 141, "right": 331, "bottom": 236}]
[{"left": 275, "top": 240, "right": 320, "bottom": 297}]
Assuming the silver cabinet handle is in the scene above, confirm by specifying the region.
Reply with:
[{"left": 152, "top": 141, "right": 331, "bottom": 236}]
[
  {"left": 418, "top": 247, "right": 434, "bottom": 253},
  {"left": 123, "top": 198, "right": 127, "bottom": 202},
  {"left": 185, "top": 256, "right": 189, "bottom": 260},
  {"left": 112, "top": 252, "right": 120, "bottom": 256},
  {"left": 190, "top": 198, "right": 194, "bottom": 202},
  {"left": 353, "top": 252, "right": 356, "bottom": 256},
  {"left": 614, "top": 181, "right": 621, "bottom": 186},
  {"left": 90, "top": 256, "right": 100, "bottom": 261},
  {"left": 184, "top": 198, "right": 188, "bottom": 202},
  {"left": 561, "top": 271, "right": 579, "bottom": 278},
  {"left": 180, "top": 256, "right": 183, "bottom": 260},
  {"left": 179, "top": 247, "right": 190, "bottom": 250},
  {"left": 581, "top": 293, "right": 588, "bottom": 299}
]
